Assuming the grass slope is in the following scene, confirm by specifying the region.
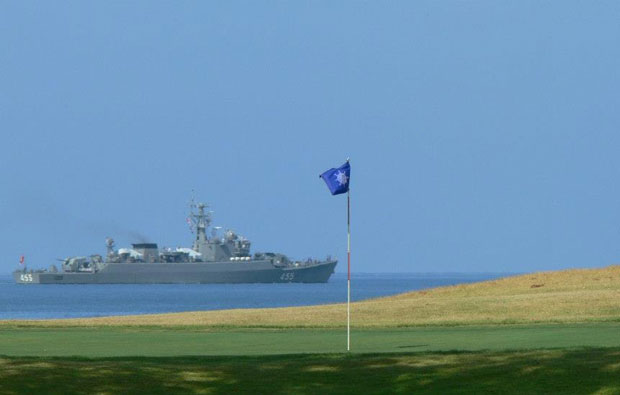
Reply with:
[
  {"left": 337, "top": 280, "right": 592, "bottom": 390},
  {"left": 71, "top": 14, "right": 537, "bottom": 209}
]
[
  {"left": 4, "top": 265, "right": 618, "bottom": 328},
  {"left": 2, "top": 349, "right": 620, "bottom": 394}
]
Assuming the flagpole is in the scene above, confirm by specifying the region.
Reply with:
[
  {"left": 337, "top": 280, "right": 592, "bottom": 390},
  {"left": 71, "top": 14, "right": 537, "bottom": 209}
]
[
  {"left": 347, "top": 187, "right": 351, "bottom": 351},
  {"left": 318, "top": 158, "right": 351, "bottom": 351}
]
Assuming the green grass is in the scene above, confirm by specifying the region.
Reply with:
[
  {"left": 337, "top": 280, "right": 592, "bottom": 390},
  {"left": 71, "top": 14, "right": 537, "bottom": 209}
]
[
  {"left": 1, "top": 323, "right": 620, "bottom": 357},
  {"left": 2, "top": 348, "right": 620, "bottom": 394},
  {"left": 4, "top": 324, "right": 620, "bottom": 393}
]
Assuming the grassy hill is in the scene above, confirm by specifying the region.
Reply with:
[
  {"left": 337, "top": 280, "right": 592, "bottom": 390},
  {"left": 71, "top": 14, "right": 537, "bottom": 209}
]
[{"left": 5, "top": 265, "right": 619, "bottom": 328}]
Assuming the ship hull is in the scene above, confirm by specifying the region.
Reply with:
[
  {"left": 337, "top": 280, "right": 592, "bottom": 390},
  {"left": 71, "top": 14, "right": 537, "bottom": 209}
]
[{"left": 13, "top": 260, "right": 337, "bottom": 284}]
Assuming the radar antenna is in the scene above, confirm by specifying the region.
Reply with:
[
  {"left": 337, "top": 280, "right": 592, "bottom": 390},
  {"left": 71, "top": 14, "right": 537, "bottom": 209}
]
[
  {"left": 190, "top": 201, "right": 212, "bottom": 246},
  {"left": 187, "top": 191, "right": 200, "bottom": 234}
]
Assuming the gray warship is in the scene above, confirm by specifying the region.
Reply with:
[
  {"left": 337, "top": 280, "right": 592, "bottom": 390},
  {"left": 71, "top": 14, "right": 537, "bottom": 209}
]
[{"left": 14, "top": 202, "right": 337, "bottom": 284}]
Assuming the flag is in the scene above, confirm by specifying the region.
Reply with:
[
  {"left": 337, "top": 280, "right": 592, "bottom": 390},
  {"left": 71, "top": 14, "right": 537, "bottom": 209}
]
[
  {"left": 19, "top": 255, "right": 25, "bottom": 265},
  {"left": 320, "top": 161, "right": 351, "bottom": 195}
]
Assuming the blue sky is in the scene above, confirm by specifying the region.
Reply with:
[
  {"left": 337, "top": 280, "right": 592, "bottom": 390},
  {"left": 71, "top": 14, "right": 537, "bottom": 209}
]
[{"left": 1, "top": 1, "right": 619, "bottom": 273}]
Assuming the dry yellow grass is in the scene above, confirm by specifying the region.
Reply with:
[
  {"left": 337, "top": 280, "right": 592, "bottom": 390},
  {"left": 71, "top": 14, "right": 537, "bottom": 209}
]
[{"left": 3, "top": 265, "right": 620, "bottom": 328}]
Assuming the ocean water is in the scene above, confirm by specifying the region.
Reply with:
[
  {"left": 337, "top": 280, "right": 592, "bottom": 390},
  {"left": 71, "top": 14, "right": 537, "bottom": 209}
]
[{"left": 0, "top": 273, "right": 509, "bottom": 319}]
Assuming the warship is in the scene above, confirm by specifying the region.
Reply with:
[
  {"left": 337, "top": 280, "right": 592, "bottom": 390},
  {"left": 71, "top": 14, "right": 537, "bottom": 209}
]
[{"left": 14, "top": 201, "right": 337, "bottom": 284}]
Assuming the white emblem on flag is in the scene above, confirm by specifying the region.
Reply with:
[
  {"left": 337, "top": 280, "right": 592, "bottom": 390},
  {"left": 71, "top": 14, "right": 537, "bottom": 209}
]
[{"left": 334, "top": 170, "right": 348, "bottom": 186}]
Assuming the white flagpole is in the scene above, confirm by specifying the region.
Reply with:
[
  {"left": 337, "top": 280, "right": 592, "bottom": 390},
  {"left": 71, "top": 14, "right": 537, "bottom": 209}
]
[{"left": 347, "top": 187, "right": 351, "bottom": 351}]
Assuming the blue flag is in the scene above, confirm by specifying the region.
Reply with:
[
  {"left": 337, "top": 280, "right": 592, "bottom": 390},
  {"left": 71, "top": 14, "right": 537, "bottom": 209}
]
[{"left": 320, "top": 161, "right": 351, "bottom": 195}]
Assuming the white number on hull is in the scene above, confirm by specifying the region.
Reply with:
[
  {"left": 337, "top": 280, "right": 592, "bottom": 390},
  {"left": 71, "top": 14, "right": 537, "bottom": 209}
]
[
  {"left": 20, "top": 274, "right": 33, "bottom": 282},
  {"left": 280, "top": 272, "right": 295, "bottom": 281}
]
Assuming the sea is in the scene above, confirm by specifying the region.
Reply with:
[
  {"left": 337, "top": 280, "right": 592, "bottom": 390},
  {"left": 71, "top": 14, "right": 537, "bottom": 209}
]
[{"left": 0, "top": 273, "right": 510, "bottom": 320}]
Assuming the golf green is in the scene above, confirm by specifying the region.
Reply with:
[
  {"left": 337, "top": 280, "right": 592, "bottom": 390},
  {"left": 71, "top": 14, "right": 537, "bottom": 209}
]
[{"left": 1, "top": 323, "right": 619, "bottom": 357}]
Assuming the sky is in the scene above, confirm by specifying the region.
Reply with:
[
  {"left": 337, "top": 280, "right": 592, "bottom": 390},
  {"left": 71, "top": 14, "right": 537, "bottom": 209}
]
[{"left": 1, "top": 1, "right": 619, "bottom": 274}]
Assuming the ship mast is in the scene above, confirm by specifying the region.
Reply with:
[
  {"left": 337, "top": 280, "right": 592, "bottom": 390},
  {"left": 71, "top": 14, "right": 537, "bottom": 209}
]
[{"left": 191, "top": 202, "right": 212, "bottom": 251}]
